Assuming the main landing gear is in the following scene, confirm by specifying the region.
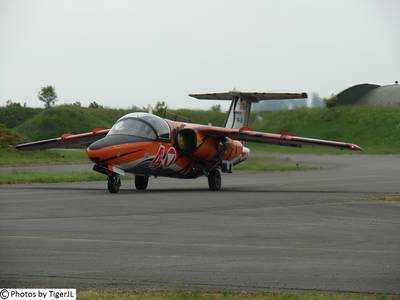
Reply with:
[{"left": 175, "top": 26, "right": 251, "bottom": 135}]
[
  {"left": 135, "top": 175, "right": 149, "bottom": 190},
  {"left": 107, "top": 174, "right": 121, "bottom": 193},
  {"left": 207, "top": 169, "right": 222, "bottom": 191}
]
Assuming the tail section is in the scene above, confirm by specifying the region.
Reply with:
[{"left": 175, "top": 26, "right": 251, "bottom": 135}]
[{"left": 189, "top": 90, "right": 307, "bottom": 129}]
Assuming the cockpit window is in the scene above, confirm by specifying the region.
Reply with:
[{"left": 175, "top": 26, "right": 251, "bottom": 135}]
[
  {"left": 108, "top": 118, "right": 157, "bottom": 139},
  {"left": 107, "top": 113, "right": 171, "bottom": 140},
  {"left": 141, "top": 115, "right": 170, "bottom": 139}
]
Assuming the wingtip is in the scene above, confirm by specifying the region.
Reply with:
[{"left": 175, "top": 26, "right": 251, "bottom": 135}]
[
  {"left": 350, "top": 144, "right": 363, "bottom": 151},
  {"left": 188, "top": 93, "right": 200, "bottom": 99}
]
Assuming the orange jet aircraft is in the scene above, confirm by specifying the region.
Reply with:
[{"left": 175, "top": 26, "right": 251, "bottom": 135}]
[{"left": 15, "top": 91, "right": 362, "bottom": 193}]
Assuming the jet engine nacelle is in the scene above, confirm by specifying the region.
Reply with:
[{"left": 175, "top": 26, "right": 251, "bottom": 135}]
[
  {"left": 221, "top": 139, "right": 244, "bottom": 161},
  {"left": 175, "top": 128, "right": 243, "bottom": 162},
  {"left": 176, "top": 128, "right": 217, "bottom": 161}
]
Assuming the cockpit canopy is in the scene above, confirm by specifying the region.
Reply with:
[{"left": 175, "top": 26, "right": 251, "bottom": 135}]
[{"left": 108, "top": 112, "right": 170, "bottom": 140}]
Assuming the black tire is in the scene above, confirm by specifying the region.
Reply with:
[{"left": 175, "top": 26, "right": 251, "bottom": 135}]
[
  {"left": 208, "top": 169, "right": 222, "bottom": 191},
  {"left": 107, "top": 174, "right": 121, "bottom": 194},
  {"left": 135, "top": 175, "right": 149, "bottom": 190}
]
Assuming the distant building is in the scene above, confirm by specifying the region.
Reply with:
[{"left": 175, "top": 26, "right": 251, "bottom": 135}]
[{"left": 336, "top": 82, "right": 400, "bottom": 107}]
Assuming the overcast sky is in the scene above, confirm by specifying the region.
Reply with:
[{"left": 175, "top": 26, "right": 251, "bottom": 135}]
[{"left": 0, "top": 0, "right": 399, "bottom": 110}]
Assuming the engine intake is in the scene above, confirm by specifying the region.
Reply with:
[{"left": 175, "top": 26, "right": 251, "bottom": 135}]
[
  {"left": 176, "top": 128, "right": 197, "bottom": 155},
  {"left": 176, "top": 128, "right": 244, "bottom": 163},
  {"left": 176, "top": 128, "right": 219, "bottom": 160}
]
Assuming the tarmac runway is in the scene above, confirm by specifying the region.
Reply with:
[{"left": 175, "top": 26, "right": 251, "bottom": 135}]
[{"left": 0, "top": 154, "right": 399, "bottom": 293}]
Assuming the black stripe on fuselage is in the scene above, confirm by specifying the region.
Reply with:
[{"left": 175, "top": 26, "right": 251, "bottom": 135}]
[
  {"left": 88, "top": 134, "right": 153, "bottom": 150},
  {"left": 98, "top": 149, "right": 143, "bottom": 164}
]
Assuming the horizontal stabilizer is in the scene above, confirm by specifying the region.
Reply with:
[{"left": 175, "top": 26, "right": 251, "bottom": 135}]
[{"left": 189, "top": 91, "right": 307, "bottom": 102}]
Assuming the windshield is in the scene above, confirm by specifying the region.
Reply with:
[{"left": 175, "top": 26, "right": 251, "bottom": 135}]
[
  {"left": 108, "top": 118, "right": 157, "bottom": 139},
  {"left": 141, "top": 115, "right": 170, "bottom": 139},
  {"left": 107, "top": 113, "right": 171, "bottom": 140}
]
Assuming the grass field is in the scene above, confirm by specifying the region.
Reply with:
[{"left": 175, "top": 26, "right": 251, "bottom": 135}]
[
  {"left": 0, "top": 152, "right": 314, "bottom": 184},
  {"left": 1, "top": 105, "right": 400, "bottom": 153},
  {"left": 0, "top": 148, "right": 88, "bottom": 166},
  {"left": 0, "top": 144, "right": 335, "bottom": 167},
  {"left": 0, "top": 124, "right": 27, "bottom": 146},
  {"left": 0, "top": 171, "right": 104, "bottom": 184},
  {"left": 78, "top": 290, "right": 399, "bottom": 300},
  {"left": 2, "top": 105, "right": 400, "bottom": 153},
  {"left": 0, "top": 106, "right": 41, "bottom": 128},
  {"left": 13, "top": 105, "right": 130, "bottom": 140},
  {"left": 251, "top": 107, "right": 400, "bottom": 154},
  {"left": 235, "top": 154, "right": 317, "bottom": 172},
  {"left": 247, "top": 143, "right": 356, "bottom": 155}
]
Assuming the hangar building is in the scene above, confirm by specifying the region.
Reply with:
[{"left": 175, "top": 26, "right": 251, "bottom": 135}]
[{"left": 336, "top": 82, "right": 400, "bottom": 107}]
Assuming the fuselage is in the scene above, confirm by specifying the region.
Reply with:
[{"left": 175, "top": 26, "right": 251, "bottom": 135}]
[{"left": 86, "top": 112, "right": 249, "bottom": 178}]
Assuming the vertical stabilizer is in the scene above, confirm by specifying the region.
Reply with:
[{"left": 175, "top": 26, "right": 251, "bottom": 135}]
[{"left": 224, "top": 95, "right": 252, "bottom": 129}]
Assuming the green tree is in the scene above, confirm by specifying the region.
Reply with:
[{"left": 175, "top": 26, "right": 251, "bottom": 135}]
[
  {"left": 324, "top": 95, "right": 337, "bottom": 108},
  {"left": 211, "top": 104, "right": 221, "bottom": 112},
  {"left": 6, "top": 100, "right": 22, "bottom": 107},
  {"left": 154, "top": 101, "right": 168, "bottom": 116},
  {"left": 38, "top": 85, "right": 57, "bottom": 109},
  {"left": 89, "top": 101, "right": 103, "bottom": 109}
]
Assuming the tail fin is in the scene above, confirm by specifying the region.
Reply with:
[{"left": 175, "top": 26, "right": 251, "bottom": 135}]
[{"left": 189, "top": 91, "right": 308, "bottom": 129}]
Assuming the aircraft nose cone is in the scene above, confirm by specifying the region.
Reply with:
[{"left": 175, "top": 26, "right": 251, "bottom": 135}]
[{"left": 87, "top": 135, "right": 149, "bottom": 164}]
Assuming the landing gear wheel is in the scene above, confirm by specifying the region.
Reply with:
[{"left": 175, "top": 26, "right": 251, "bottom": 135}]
[
  {"left": 107, "top": 174, "right": 121, "bottom": 194},
  {"left": 208, "top": 169, "right": 222, "bottom": 191},
  {"left": 135, "top": 175, "right": 149, "bottom": 190}
]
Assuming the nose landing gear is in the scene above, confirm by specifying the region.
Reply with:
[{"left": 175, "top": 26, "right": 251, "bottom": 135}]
[{"left": 107, "top": 174, "right": 121, "bottom": 193}]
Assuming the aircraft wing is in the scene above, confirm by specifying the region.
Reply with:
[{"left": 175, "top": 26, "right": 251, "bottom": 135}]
[
  {"left": 14, "top": 128, "right": 110, "bottom": 151},
  {"left": 197, "top": 127, "right": 362, "bottom": 151}
]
